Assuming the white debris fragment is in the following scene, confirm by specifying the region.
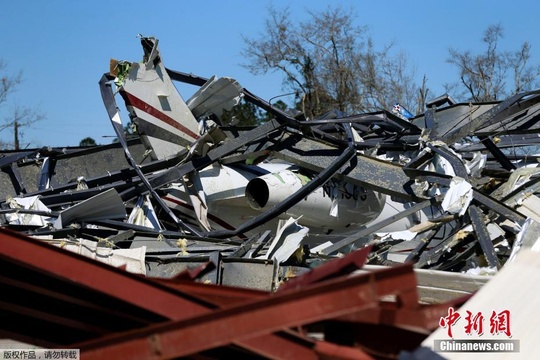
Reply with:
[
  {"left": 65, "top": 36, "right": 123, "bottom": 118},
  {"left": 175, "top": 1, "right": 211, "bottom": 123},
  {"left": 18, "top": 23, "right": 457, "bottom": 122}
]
[
  {"left": 51, "top": 238, "right": 147, "bottom": 275},
  {"left": 463, "top": 266, "right": 498, "bottom": 276},
  {"left": 508, "top": 218, "right": 540, "bottom": 263},
  {"left": 501, "top": 166, "right": 540, "bottom": 197},
  {"left": 310, "top": 241, "right": 333, "bottom": 254},
  {"left": 464, "top": 152, "right": 487, "bottom": 177},
  {"left": 441, "top": 177, "right": 473, "bottom": 216},
  {"left": 127, "top": 194, "right": 162, "bottom": 230},
  {"left": 5, "top": 196, "right": 52, "bottom": 226},
  {"left": 260, "top": 217, "right": 309, "bottom": 264},
  {"left": 374, "top": 229, "right": 417, "bottom": 242}
]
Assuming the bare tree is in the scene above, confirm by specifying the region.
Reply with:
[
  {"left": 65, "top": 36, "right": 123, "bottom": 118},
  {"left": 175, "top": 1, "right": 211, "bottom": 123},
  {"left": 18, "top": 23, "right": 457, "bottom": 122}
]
[
  {"left": 242, "top": 4, "right": 422, "bottom": 119},
  {"left": 1, "top": 60, "right": 22, "bottom": 107},
  {"left": 0, "top": 60, "right": 44, "bottom": 149},
  {"left": 447, "top": 24, "right": 540, "bottom": 102},
  {"left": 0, "top": 105, "right": 45, "bottom": 149},
  {"left": 416, "top": 75, "right": 430, "bottom": 115}
]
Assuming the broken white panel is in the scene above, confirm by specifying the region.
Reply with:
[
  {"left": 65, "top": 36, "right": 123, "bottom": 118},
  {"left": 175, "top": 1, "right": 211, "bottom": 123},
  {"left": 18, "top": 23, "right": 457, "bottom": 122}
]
[
  {"left": 310, "top": 241, "right": 333, "bottom": 254},
  {"left": 55, "top": 188, "right": 126, "bottom": 229},
  {"left": 376, "top": 153, "right": 395, "bottom": 162},
  {"left": 38, "top": 157, "right": 52, "bottom": 190},
  {"left": 508, "top": 218, "right": 540, "bottom": 263},
  {"left": 52, "top": 238, "right": 146, "bottom": 275},
  {"left": 514, "top": 194, "right": 540, "bottom": 223},
  {"left": 464, "top": 152, "right": 487, "bottom": 178},
  {"left": 464, "top": 266, "right": 498, "bottom": 276},
  {"left": 127, "top": 194, "right": 162, "bottom": 230},
  {"left": 261, "top": 217, "right": 309, "bottom": 263},
  {"left": 350, "top": 127, "right": 364, "bottom": 143},
  {"left": 431, "top": 153, "right": 456, "bottom": 177},
  {"left": 441, "top": 177, "right": 473, "bottom": 216},
  {"left": 186, "top": 76, "right": 243, "bottom": 123},
  {"left": 183, "top": 172, "right": 211, "bottom": 231},
  {"left": 76, "top": 176, "right": 89, "bottom": 191},
  {"left": 500, "top": 166, "right": 540, "bottom": 197},
  {"left": 329, "top": 198, "right": 339, "bottom": 218},
  {"left": 422, "top": 142, "right": 462, "bottom": 177},
  {"left": 5, "top": 196, "right": 52, "bottom": 226}
]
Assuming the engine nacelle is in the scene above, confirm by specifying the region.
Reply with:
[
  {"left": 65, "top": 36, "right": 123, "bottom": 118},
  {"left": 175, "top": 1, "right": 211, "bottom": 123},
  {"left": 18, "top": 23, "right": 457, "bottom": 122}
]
[{"left": 245, "top": 170, "right": 385, "bottom": 229}]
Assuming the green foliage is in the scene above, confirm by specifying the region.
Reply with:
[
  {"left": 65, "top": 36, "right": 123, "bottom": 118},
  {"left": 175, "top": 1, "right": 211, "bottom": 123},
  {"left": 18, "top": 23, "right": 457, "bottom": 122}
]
[
  {"left": 221, "top": 98, "right": 292, "bottom": 126},
  {"left": 124, "top": 120, "right": 137, "bottom": 136},
  {"left": 112, "top": 61, "right": 132, "bottom": 87},
  {"left": 79, "top": 137, "right": 97, "bottom": 146},
  {"left": 221, "top": 98, "right": 266, "bottom": 126}
]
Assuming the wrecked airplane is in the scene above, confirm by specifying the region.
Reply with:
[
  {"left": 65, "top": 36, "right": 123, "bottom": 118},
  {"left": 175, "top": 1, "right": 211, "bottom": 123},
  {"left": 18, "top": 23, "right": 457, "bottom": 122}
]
[
  {"left": 106, "top": 36, "right": 398, "bottom": 240},
  {"left": 1, "top": 36, "right": 539, "bottom": 277},
  {"left": 2, "top": 35, "right": 540, "bottom": 358}
]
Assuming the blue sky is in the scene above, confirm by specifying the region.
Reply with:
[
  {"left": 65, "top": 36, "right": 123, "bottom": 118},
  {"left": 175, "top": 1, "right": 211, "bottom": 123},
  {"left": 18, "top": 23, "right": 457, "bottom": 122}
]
[{"left": 2, "top": 0, "right": 540, "bottom": 148}]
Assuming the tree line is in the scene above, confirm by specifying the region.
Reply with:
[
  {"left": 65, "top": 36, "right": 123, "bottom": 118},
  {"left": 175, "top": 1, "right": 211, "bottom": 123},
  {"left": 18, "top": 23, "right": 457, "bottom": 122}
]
[
  {"left": 0, "top": 60, "right": 44, "bottom": 149},
  {"left": 226, "top": 5, "right": 540, "bottom": 125}
]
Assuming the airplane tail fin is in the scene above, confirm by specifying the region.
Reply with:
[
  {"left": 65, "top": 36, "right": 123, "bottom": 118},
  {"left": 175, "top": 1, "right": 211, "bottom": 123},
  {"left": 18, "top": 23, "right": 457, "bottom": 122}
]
[{"left": 112, "top": 37, "right": 242, "bottom": 161}]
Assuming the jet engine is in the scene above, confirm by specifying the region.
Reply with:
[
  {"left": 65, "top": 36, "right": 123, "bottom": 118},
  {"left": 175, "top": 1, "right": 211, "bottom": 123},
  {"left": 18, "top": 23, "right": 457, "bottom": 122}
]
[{"left": 245, "top": 170, "right": 386, "bottom": 230}]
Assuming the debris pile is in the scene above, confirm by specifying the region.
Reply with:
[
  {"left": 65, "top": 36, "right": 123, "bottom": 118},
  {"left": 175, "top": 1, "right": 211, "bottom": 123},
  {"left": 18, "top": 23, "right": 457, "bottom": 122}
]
[
  {"left": 1, "top": 36, "right": 540, "bottom": 357},
  {"left": 2, "top": 36, "right": 539, "bottom": 275}
]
